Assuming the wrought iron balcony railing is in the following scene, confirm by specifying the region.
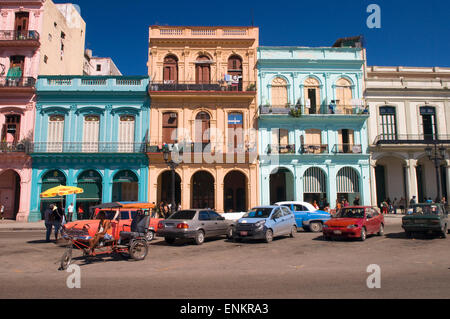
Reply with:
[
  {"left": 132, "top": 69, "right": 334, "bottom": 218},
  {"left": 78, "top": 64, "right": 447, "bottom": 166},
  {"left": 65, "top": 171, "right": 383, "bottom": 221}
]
[
  {"left": 0, "top": 30, "right": 40, "bottom": 41},
  {"left": 29, "top": 142, "right": 147, "bottom": 154},
  {"left": 300, "top": 144, "right": 329, "bottom": 154},
  {"left": 267, "top": 144, "right": 296, "bottom": 154},
  {"left": 373, "top": 134, "right": 450, "bottom": 145},
  {"left": 259, "top": 104, "right": 369, "bottom": 116},
  {"left": 0, "top": 77, "right": 36, "bottom": 88},
  {"left": 332, "top": 144, "right": 363, "bottom": 154},
  {"left": 0, "top": 142, "right": 29, "bottom": 153},
  {"left": 149, "top": 81, "right": 256, "bottom": 92}
]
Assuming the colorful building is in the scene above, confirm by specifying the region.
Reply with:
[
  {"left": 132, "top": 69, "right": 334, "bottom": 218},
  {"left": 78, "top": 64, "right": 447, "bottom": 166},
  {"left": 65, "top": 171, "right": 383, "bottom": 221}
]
[
  {"left": 0, "top": 0, "right": 86, "bottom": 221},
  {"left": 28, "top": 76, "right": 150, "bottom": 221},
  {"left": 257, "top": 39, "right": 371, "bottom": 208},
  {"left": 146, "top": 26, "right": 259, "bottom": 213},
  {"left": 366, "top": 66, "right": 450, "bottom": 206}
]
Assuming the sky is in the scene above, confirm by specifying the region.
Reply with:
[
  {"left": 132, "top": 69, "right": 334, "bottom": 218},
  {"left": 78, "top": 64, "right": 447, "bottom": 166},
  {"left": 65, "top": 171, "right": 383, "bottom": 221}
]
[{"left": 56, "top": 0, "right": 450, "bottom": 75}]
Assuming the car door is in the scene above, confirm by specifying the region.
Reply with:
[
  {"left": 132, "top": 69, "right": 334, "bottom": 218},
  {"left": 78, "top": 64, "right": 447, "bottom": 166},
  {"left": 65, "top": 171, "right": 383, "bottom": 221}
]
[
  {"left": 270, "top": 208, "right": 284, "bottom": 236},
  {"left": 209, "top": 211, "right": 228, "bottom": 235},
  {"left": 364, "top": 208, "right": 377, "bottom": 234},
  {"left": 198, "top": 210, "right": 215, "bottom": 237},
  {"left": 280, "top": 206, "right": 294, "bottom": 235},
  {"left": 293, "top": 204, "right": 309, "bottom": 226}
]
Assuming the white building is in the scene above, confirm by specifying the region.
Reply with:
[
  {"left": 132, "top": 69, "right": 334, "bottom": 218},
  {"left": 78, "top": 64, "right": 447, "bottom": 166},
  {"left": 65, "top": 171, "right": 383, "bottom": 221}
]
[
  {"left": 366, "top": 66, "right": 450, "bottom": 207},
  {"left": 83, "top": 49, "right": 121, "bottom": 75}
]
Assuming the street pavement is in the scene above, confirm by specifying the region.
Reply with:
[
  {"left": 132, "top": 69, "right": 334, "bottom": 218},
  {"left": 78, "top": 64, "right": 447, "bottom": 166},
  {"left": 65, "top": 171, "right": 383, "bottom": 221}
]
[{"left": 0, "top": 216, "right": 449, "bottom": 299}]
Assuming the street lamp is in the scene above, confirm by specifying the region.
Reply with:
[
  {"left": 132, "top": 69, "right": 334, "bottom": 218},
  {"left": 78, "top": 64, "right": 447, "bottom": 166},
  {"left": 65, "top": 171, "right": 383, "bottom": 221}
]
[
  {"left": 425, "top": 143, "right": 447, "bottom": 202},
  {"left": 162, "top": 144, "right": 179, "bottom": 214}
]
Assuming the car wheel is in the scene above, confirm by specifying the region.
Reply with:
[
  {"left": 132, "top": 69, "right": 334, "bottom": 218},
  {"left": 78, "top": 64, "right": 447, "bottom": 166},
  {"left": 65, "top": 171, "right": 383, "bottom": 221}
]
[
  {"left": 377, "top": 224, "right": 384, "bottom": 236},
  {"left": 309, "top": 222, "right": 322, "bottom": 233},
  {"left": 360, "top": 227, "right": 366, "bottom": 241},
  {"left": 129, "top": 240, "right": 148, "bottom": 261},
  {"left": 165, "top": 237, "right": 176, "bottom": 244},
  {"left": 145, "top": 231, "right": 155, "bottom": 242},
  {"left": 194, "top": 230, "right": 205, "bottom": 245},
  {"left": 264, "top": 229, "right": 273, "bottom": 243},
  {"left": 441, "top": 224, "right": 448, "bottom": 239},
  {"left": 60, "top": 247, "right": 72, "bottom": 270},
  {"left": 289, "top": 226, "right": 296, "bottom": 238}
]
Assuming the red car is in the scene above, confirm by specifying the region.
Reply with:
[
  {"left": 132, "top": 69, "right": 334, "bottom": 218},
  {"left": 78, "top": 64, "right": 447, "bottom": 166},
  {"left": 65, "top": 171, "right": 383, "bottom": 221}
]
[{"left": 323, "top": 206, "right": 384, "bottom": 241}]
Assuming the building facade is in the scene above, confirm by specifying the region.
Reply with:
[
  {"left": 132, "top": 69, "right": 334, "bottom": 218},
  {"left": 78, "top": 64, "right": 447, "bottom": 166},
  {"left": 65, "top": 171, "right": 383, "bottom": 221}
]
[
  {"left": 28, "top": 76, "right": 150, "bottom": 221},
  {"left": 0, "top": 0, "right": 85, "bottom": 221},
  {"left": 366, "top": 66, "right": 450, "bottom": 207},
  {"left": 257, "top": 43, "right": 371, "bottom": 208},
  {"left": 84, "top": 49, "right": 121, "bottom": 76},
  {"left": 146, "top": 26, "right": 259, "bottom": 213}
]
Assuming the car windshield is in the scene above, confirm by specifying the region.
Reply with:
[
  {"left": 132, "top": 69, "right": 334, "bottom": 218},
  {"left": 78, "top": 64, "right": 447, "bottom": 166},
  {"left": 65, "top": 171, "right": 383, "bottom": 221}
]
[
  {"left": 168, "top": 210, "right": 196, "bottom": 220},
  {"left": 336, "top": 208, "right": 365, "bottom": 218},
  {"left": 243, "top": 208, "right": 273, "bottom": 219},
  {"left": 411, "top": 205, "right": 439, "bottom": 215}
]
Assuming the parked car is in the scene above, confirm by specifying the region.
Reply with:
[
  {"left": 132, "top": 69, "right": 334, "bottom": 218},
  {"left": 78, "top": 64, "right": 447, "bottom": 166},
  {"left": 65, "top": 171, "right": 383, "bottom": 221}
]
[
  {"left": 62, "top": 202, "right": 161, "bottom": 242},
  {"left": 402, "top": 203, "right": 448, "bottom": 238},
  {"left": 323, "top": 206, "right": 384, "bottom": 241},
  {"left": 275, "top": 201, "right": 331, "bottom": 232},
  {"left": 233, "top": 206, "right": 297, "bottom": 243},
  {"left": 156, "top": 209, "right": 234, "bottom": 245}
]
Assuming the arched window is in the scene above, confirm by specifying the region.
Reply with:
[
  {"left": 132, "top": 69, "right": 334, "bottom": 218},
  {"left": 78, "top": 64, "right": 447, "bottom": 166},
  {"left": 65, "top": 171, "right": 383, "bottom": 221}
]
[
  {"left": 162, "top": 112, "right": 178, "bottom": 144},
  {"left": 82, "top": 115, "right": 100, "bottom": 152},
  {"left": 336, "top": 78, "right": 353, "bottom": 114},
  {"left": 303, "top": 167, "right": 327, "bottom": 203},
  {"left": 195, "top": 55, "right": 211, "bottom": 84},
  {"left": 271, "top": 77, "right": 288, "bottom": 107},
  {"left": 163, "top": 55, "right": 178, "bottom": 84},
  {"left": 336, "top": 167, "right": 360, "bottom": 204},
  {"left": 47, "top": 115, "right": 65, "bottom": 152},
  {"left": 227, "top": 55, "right": 243, "bottom": 91},
  {"left": 194, "top": 112, "right": 210, "bottom": 144},
  {"left": 118, "top": 115, "right": 135, "bottom": 152},
  {"left": 304, "top": 77, "right": 321, "bottom": 114}
]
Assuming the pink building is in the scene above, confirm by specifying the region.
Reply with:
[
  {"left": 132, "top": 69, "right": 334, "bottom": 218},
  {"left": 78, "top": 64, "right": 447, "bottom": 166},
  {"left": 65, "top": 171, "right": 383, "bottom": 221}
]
[{"left": 0, "top": 0, "right": 86, "bottom": 221}]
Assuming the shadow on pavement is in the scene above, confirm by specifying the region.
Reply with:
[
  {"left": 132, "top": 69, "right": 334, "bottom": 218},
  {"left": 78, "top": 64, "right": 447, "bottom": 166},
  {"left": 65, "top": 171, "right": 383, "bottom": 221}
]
[{"left": 385, "top": 231, "right": 444, "bottom": 240}]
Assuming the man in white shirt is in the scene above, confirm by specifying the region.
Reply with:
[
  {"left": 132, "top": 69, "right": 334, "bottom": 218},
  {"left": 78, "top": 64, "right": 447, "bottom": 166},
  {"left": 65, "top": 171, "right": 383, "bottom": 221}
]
[{"left": 67, "top": 203, "right": 74, "bottom": 222}]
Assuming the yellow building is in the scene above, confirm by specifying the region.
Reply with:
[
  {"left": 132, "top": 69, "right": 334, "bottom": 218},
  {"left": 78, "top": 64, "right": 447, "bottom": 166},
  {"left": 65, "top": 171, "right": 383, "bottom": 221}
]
[{"left": 147, "top": 26, "right": 259, "bottom": 213}]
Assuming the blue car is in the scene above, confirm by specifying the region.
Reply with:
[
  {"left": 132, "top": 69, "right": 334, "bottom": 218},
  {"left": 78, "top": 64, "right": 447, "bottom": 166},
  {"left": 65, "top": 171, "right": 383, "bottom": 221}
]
[
  {"left": 275, "top": 201, "right": 331, "bottom": 232},
  {"left": 233, "top": 206, "right": 297, "bottom": 243}
]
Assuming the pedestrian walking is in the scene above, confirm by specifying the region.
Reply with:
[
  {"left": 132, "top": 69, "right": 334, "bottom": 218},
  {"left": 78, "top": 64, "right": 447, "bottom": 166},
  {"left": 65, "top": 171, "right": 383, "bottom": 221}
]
[
  {"left": 381, "top": 200, "right": 388, "bottom": 214},
  {"left": 44, "top": 204, "right": 54, "bottom": 242},
  {"left": 440, "top": 196, "right": 447, "bottom": 207},
  {"left": 0, "top": 203, "right": 4, "bottom": 220},
  {"left": 409, "top": 196, "right": 416, "bottom": 206},
  {"left": 67, "top": 203, "right": 74, "bottom": 222},
  {"left": 77, "top": 205, "right": 84, "bottom": 220},
  {"left": 312, "top": 200, "right": 319, "bottom": 210},
  {"left": 426, "top": 197, "right": 433, "bottom": 204},
  {"left": 353, "top": 196, "right": 360, "bottom": 206},
  {"left": 52, "top": 204, "right": 63, "bottom": 240},
  {"left": 399, "top": 197, "right": 406, "bottom": 214}
]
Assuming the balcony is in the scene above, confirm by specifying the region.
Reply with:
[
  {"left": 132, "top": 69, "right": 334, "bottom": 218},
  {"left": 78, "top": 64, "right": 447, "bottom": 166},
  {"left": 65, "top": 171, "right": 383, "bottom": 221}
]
[
  {"left": 0, "top": 142, "right": 29, "bottom": 153},
  {"left": 259, "top": 104, "right": 369, "bottom": 116},
  {"left": 149, "top": 81, "right": 256, "bottom": 93},
  {"left": 0, "top": 77, "right": 36, "bottom": 92},
  {"left": 149, "top": 26, "right": 257, "bottom": 41},
  {"left": 332, "top": 144, "right": 363, "bottom": 154},
  {"left": 0, "top": 30, "right": 40, "bottom": 47},
  {"left": 29, "top": 142, "right": 147, "bottom": 154},
  {"left": 300, "top": 144, "right": 329, "bottom": 154},
  {"left": 374, "top": 134, "right": 450, "bottom": 145},
  {"left": 267, "top": 144, "right": 296, "bottom": 154}
]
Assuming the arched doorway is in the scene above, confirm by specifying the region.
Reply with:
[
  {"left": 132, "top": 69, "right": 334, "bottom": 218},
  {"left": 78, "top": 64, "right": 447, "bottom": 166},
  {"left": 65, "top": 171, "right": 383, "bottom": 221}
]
[
  {"left": 76, "top": 170, "right": 102, "bottom": 214},
  {"left": 40, "top": 170, "right": 66, "bottom": 218},
  {"left": 195, "top": 55, "right": 211, "bottom": 84},
  {"left": 417, "top": 156, "right": 447, "bottom": 203},
  {"left": 0, "top": 170, "right": 20, "bottom": 220},
  {"left": 375, "top": 156, "right": 407, "bottom": 207},
  {"left": 191, "top": 171, "right": 215, "bottom": 209},
  {"left": 158, "top": 170, "right": 181, "bottom": 207},
  {"left": 163, "top": 54, "right": 178, "bottom": 84},
  {"left": 224, "top": 171, "right": 247, "bottom": 212},
  {"left": 112, "top": 170, "right": 138, "bottom": 202},
  {"left": 269, "top": 167, "right": 294, "bottom": 204},
  {"left": 303, "top": 167, "right": 327, "bottom": 206},
  {"left": 336, "top": 167, "right": 360, "bottom": 204}
]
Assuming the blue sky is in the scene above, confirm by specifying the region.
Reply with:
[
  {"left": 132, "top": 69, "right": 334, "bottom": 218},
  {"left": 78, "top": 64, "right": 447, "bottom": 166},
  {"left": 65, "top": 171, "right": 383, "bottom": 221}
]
[{"left": 58, "top": 0, "right": 450, "bottom": 75}]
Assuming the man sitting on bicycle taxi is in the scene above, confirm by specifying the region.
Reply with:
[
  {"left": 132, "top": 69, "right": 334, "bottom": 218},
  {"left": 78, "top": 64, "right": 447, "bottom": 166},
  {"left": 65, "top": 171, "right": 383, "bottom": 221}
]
[{"left": 86, "top": 210, "right": 117, "bottom": 254}]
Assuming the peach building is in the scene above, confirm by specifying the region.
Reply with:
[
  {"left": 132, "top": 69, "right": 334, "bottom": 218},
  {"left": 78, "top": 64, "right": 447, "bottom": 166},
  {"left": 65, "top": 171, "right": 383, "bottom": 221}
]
[
  {"left": 0, "top": 0, "right": 85, "bottom": 221},
  {"left": 147, "top": 26, "right": 259, "bottom": 213}
]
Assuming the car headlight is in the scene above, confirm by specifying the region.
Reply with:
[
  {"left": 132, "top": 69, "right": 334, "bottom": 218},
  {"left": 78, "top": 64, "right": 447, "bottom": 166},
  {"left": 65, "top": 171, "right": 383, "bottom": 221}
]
[
  {"left": 347, "top": 224, "right": 359, "bottom": 229},
  {"left": 255, "top": 220, "right": 266, "bottom": 229}
]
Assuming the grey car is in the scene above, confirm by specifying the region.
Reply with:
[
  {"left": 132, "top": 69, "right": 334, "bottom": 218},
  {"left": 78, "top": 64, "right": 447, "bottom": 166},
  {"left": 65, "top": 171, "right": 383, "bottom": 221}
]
[{"left": 156, "top": 209, "right": 234, "bottom": 245}]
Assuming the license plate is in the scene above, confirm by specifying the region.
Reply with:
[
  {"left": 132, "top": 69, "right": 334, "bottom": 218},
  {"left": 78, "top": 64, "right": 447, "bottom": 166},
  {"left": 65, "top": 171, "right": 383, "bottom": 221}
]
[
  {"left": 333, "top": 230, "right": 342, "bottom": 235},
  {"left": 240, "top": 231, "right": 248, "bottom": 236}
]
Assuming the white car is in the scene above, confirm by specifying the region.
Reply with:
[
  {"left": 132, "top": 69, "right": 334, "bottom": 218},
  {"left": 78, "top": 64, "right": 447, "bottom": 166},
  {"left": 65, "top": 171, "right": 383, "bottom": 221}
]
[{"left": 221, "top": 211, "right": 247, "bottom": 221}]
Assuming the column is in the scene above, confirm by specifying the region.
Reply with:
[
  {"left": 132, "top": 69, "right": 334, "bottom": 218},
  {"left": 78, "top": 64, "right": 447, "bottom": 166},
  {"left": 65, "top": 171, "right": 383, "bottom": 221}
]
[
  {"left": 445, "top": 160, "right": 450, "bottom": 202},
  {"left": 216, "top": 166, "right": 224, "bottom": 213},
  {"left": 369, "top": 159, "right": 378, "bottom": 206},
  {"left": 405, "top": 159, "right": 418, "bottom": 202},
  {"left": 327, "top": 162, "right": 337, "bottom": 209}
]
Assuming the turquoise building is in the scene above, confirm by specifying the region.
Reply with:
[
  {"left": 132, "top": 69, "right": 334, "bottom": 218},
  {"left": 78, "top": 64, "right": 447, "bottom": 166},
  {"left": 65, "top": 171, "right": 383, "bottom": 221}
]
[
  {"left": 257, "top": 41, "right": 371, "bottom": 208},
  {"left": 28, "top": 76, "right": 150, "bottom": 221}
]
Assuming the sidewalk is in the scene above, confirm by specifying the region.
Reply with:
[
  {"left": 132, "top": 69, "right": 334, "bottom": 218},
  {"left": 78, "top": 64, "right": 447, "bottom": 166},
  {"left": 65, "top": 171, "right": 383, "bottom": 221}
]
[{"left": 0, "top": 219, "right": 46, "bottom": 231}]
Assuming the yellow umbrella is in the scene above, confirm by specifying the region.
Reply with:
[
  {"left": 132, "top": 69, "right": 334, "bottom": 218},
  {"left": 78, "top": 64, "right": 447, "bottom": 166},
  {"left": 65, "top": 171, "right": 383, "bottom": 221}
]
[{"left": 40, "top": 185, "right": 84, "bottom": 198}]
